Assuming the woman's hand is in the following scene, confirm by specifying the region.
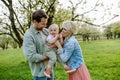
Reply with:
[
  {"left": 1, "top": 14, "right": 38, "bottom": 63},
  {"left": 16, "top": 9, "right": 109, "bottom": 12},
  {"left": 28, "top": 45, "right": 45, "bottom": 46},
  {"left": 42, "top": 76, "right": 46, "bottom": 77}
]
[
  {"left": 59, "top": 33, "right": 62, "bottom": 38},
  {"left": 63, "top": 64, "right": 71, "bottom": 70}
]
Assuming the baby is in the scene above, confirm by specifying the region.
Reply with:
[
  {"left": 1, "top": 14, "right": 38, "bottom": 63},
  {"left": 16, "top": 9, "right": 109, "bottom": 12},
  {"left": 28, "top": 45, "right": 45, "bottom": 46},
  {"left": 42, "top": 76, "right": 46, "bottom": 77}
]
[{"left": 44, "top": 24, "right": 76, "bottom": 78}]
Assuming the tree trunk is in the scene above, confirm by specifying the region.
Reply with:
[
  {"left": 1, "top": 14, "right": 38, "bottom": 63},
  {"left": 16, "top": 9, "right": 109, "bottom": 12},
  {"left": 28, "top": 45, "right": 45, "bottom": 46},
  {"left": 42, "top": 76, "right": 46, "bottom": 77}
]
[{"left": 1, "top": 0, "right": 23, "bottom": 47}]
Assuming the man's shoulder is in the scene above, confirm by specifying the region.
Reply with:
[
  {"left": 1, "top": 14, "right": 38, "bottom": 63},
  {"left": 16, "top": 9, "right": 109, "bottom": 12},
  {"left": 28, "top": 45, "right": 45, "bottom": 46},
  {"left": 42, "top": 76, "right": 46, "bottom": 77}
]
[
  {"left": 43, "top": 28, "right": 48, "bottom": 32},
  {"left": 24, "top": 28, "right": 35, "bottom": 38},
  {"left": 43, "top": 28, "right": 49, "bottom": 35},
  {"left": 24, "top": 29, "right": 31, "bottom": 35}
]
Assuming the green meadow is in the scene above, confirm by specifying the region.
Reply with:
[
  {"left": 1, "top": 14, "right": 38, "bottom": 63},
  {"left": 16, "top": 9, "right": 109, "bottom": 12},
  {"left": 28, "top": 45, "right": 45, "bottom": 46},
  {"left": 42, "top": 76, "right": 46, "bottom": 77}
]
[{"left": 0, "top": 39, "right": 120, "bottom": 80}]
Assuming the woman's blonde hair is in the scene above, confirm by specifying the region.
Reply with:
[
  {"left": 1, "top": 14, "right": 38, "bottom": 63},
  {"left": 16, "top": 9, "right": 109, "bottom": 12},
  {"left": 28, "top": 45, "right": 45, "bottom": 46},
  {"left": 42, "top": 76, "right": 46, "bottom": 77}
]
[{"left": 62, "top": 21, "right": 78, "bottom": 34}]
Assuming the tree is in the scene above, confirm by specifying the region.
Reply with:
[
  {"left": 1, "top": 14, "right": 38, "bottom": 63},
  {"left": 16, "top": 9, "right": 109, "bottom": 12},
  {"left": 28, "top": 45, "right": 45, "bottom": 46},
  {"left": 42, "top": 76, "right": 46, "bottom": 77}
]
[
  {"left": 103, "top": 26, "right": 113, "bottom": 39},
  {"left": 63, "top": 0, "right": 119, "bottom": 27},
  {"left": 18, "top": 0, "right": 57, "bottom": 28},
  {"left": 0, "top": 0, "right": 119, "bottom": 47},
  {"left": 1, "top": 0, "right": 23, "bottom": 47},
  {"left": 111, "top": 22, "right": 120, "bottom": 38},
  {"left": 0, "top": 36, "right": 9, "bottom": 50},
  {"left": 103, "top": 21, "right": 120, "bottom": 39},
  {"left": 89, "top": 26, "right": 101, "bottom": 40},
  {"left": 53, "top": 8, "right": 72, "bottom": 26},
  {"left": 0, "top": 0, "right": 58, "bottom": 47}
]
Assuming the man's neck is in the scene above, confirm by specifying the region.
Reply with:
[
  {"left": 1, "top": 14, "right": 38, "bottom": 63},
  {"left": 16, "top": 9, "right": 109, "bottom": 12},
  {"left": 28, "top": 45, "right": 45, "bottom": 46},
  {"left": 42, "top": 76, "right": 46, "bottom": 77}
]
[{"left": 32, "top": 24, "right": 43, "bottom": 31}]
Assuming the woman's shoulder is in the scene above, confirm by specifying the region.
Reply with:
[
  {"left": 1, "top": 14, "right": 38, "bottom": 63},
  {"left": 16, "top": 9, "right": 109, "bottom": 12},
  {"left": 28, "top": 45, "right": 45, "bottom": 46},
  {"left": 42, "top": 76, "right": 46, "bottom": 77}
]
[
  {"left": 65, "top": 36, "right": 75, "bottom": 46},
  {"left": 68, "top": 36, "right": 79, "bottom": 46},
  {"left": 68, "top": 36, "right": 77, "bottom": 42}
]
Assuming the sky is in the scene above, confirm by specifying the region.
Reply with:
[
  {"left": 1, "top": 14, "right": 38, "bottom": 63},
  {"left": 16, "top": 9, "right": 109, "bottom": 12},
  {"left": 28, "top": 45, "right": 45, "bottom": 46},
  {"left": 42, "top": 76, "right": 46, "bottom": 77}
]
[
  {"left": 0, "top": 0, "right": 120, "bottom": 27},
  {"left": 58, "top": 0, "right": 120, "bottom": 26}
]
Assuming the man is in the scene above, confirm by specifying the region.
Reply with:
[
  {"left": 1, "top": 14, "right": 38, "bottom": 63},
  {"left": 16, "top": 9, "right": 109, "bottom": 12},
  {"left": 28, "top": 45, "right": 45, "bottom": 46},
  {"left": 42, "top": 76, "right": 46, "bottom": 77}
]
[{"left": 22, "top": 9, "right": 54, "bottom": 80}]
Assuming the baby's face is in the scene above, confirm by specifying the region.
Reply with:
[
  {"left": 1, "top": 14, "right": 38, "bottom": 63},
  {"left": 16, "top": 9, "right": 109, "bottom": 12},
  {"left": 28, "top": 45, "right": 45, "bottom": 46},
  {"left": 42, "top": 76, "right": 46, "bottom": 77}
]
[{"left": 49, "top": 26, "right": 59, "bottom": 35}]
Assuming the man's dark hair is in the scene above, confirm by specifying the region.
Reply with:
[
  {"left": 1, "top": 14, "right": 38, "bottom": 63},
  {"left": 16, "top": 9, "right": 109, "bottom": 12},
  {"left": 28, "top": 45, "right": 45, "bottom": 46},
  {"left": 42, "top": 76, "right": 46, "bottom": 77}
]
[{"left": 32, "top": 9, "right": 48, "bottom": 23}]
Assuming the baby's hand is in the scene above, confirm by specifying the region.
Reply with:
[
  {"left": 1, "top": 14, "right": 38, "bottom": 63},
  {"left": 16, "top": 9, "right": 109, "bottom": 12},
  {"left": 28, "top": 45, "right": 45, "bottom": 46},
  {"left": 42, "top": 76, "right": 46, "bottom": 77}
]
[{"left": 55, "top": 34, "right": 59, "bottom": 38}]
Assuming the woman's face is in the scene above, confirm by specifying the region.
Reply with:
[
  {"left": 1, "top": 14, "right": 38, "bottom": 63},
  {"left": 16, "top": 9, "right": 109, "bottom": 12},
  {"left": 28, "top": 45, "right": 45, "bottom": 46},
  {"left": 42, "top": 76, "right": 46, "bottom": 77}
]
[{"left": 61, "top": 27, "right": 71, "bottom": 38}]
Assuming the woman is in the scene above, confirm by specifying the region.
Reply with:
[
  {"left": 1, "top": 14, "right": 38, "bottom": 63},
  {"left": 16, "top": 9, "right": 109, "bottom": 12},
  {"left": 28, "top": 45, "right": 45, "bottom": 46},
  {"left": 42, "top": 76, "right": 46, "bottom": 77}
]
[{"left": 55, "top": 21, "right": 91, "bottom": 80}]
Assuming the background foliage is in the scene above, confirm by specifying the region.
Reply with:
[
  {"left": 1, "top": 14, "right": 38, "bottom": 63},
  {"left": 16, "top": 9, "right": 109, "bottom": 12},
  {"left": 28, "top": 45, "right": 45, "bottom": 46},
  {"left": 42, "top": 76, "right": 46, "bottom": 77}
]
[{"left": 0, "top": 0, "right": 120, "bottom": 48}]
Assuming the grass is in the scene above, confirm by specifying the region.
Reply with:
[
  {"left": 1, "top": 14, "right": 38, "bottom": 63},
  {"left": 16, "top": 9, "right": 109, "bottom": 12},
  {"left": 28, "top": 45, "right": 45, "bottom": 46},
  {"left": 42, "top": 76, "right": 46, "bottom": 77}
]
[
  {"left": 0, "top": 49, "right": 32, "bottom": 80},
  {"left": 80, "top": 39, "right": 120, "bottom": 80},
  {"left": 0, "top": 39, "right": 120, "bottom": 80}
]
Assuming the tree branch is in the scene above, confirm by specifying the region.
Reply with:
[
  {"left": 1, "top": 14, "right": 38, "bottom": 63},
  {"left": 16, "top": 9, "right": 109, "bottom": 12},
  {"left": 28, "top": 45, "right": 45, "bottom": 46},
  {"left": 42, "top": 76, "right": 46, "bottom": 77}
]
[
  {"left": 74, "top": 19, "right": 100, "bottom": 26},
  {"left": 99, "top": 15, "right": 119, "bottom": 26},
  {"left": 0, "top": 33, "right": 10, "bottom": 35},
  {"left": 81, "top": 0, "right": 99, "bottom": 15},
  {"left": 18, "top": 0, "right": 28, "bottom": 10},
  {"left": 74, "top": 14, "right": 119, "bottom": 27},
  {"left": 31, "top": 0, "right": 42, "bottom": 8},
  {"left": 37, "top": 0, "right": 48, "bottom": 8},
  {"left": 1, "top": 0, "right": 9, "bottom": 7},
  {"left": 46, "top": 0, "right": 57, "bottom": 13},
  {"left": 13, "top": 9, "right": 25, "bottom": 34}
]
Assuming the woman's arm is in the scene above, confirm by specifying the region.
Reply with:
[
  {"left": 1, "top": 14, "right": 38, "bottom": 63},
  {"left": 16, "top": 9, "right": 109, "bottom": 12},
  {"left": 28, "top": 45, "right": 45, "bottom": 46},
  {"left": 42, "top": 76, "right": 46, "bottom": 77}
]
[
  {"left": 59, "top": 34, "right": 64, "bottom": 46},
  {"left": 56, "top": 41, "right": 74, "bottom": 63}
]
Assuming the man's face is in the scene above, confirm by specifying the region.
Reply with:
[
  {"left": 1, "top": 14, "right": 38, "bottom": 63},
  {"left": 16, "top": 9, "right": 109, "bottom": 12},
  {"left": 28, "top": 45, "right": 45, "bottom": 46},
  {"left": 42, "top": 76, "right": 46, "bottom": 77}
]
[{"left": 34, "top": 18, "right": 48, "bottom": 30}]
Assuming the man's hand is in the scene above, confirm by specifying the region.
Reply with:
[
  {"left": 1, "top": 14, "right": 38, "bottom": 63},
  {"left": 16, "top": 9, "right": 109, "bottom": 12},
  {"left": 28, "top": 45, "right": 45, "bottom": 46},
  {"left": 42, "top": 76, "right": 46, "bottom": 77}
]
[{"left": 42, "top": 55, "right": 49, "bottom": 61}]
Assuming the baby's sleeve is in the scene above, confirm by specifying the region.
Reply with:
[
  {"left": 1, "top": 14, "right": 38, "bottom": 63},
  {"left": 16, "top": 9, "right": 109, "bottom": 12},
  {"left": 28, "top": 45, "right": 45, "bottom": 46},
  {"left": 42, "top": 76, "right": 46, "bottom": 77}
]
[{"left": 46, "top": 35, "right": 52, "bottom": 41}]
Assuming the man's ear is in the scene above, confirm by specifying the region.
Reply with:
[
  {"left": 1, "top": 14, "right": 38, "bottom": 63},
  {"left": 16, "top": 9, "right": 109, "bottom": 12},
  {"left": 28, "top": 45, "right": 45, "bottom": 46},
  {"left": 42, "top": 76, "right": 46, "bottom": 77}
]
[
  {"left": 33, "top": 20, "right": 37, "bottom": 23},
  {"left": 33, "top": 20, "right": 38, "bottom": 27}
]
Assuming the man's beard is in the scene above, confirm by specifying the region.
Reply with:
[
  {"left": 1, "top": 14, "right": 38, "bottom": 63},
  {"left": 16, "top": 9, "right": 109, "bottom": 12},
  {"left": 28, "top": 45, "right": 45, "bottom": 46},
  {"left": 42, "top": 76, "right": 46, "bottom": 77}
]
[{"left": 36, "top": 27, "right": 43, "bottom": 31}]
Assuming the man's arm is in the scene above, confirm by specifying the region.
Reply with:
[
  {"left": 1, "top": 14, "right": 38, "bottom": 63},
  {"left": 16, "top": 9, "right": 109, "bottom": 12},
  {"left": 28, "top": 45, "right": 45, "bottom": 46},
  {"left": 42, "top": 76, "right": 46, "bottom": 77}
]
[{"left": 22, "top": 34, "right": 48, "bottom": 62}]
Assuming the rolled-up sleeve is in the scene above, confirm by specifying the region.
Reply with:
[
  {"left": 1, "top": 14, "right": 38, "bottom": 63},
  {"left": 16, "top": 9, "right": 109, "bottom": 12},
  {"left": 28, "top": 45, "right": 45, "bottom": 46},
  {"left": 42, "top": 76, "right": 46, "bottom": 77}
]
[
  {"left": 58, "top": 41, "right": 74, "bottom": 63},
  {"left": 22, "top": 34, "right": 43, "bottom": 63}
]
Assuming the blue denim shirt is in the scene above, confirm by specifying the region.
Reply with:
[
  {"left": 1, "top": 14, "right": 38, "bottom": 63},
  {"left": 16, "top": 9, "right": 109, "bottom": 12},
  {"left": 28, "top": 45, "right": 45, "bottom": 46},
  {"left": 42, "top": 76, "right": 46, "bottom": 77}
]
[{"left": 58, "top": 35, "right": 84, "bottom": 69}]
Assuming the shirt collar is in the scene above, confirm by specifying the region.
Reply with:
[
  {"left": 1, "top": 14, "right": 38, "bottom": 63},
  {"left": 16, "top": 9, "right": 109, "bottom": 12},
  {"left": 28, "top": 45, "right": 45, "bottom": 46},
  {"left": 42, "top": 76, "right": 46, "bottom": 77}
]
[
  {"left": 30, "top": 25, "right": 39, "bottom": 34},
  {"left": 64, "top": 34, "right": 73, "bottom": 42},
  {"left": 30, "top": 25, "right": 48, "bottom": 36}
]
